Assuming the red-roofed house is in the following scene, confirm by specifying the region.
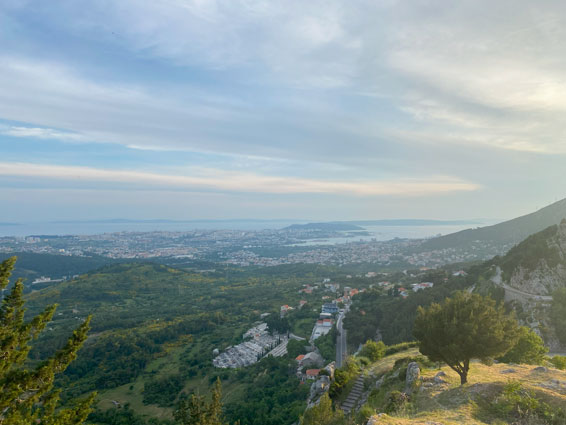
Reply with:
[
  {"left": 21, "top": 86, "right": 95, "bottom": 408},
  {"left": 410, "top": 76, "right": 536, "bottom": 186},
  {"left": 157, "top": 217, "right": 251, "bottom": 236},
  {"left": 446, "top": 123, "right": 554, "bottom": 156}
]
[{"left": 305, "top": 369, "right": 320, "bottom": 380}]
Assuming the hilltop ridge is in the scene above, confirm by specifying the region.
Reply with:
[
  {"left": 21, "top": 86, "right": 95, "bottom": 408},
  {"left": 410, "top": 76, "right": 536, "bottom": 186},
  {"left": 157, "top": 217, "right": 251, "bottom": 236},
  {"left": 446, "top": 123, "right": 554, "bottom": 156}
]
[{"left": 421, "top": 198, "right": 566, "bottom": 252}]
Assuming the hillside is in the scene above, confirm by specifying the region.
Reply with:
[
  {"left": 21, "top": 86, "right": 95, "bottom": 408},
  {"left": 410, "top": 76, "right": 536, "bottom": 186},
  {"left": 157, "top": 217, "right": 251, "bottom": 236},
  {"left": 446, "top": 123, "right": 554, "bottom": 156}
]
[
  {"left": 0, "top": 252, "right": 117, "bottom": 290},
  {"left": 24, "top": 262, "right": 335, "bottom": 425},
  {"left": 497, "top": 220, "right": 566, "bottom": 295},
  {"left": 421, "top": 198, "right": 566, "bottom": 252},
  {"left": 357, "top": 352, "right": 566, "bottom": 425}
]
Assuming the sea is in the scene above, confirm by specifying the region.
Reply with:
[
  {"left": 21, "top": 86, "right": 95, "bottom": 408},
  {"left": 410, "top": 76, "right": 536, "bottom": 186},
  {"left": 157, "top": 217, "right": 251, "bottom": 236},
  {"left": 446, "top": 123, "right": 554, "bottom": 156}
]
[{"left": 0, "top": 220, "right": 490, "bottom": 243}]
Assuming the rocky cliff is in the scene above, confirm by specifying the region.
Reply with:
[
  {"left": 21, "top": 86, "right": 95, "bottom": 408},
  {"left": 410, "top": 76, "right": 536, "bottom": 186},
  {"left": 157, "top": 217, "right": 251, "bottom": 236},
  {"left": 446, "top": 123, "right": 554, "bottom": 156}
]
[{"left": 500, "top": 220, "right": 566, "bottom": 295}]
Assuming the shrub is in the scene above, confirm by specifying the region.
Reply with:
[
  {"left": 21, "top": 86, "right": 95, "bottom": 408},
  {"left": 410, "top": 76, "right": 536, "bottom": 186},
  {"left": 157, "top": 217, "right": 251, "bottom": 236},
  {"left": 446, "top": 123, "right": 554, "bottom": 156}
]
[
  {"left": 497, "top": 326, "right": 548, "bottom": 365},
  {"left": 384, "top": 341, "right": 419, "bottom": 356},
  {"left": 359, "top": 340, "right": 386, "bottom": 362},
  {"left": 551, "top": 355, "right": 566, "bottom": 370},
  {"left": 384, "top": 391, "right": 409, "bottom": 414},
  {"left": 489, "top": 381, "right": 566, "bottom": 424}
]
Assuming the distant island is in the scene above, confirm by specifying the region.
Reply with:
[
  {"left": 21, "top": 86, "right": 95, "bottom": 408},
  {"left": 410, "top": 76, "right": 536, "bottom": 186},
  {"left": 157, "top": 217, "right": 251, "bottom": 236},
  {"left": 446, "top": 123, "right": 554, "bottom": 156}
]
[
  {"left": 284, "top": 222, "right": 365, "bottom": 231},
  {"left": 284, "top": 219, "right": 482, "bottom": 232}
]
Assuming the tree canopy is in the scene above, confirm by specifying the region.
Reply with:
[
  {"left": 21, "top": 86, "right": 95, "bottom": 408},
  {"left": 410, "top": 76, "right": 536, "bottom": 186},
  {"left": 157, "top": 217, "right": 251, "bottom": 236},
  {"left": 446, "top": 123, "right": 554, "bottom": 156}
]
[
  {"left": 413, "top": 291, "right": 519, "bottom": 384},
  {"left": 498, "top": 326, "right": 548, "bottom": 365},
  {"left": 0, "top": 256, "right": 94, "bottom": 424},
  {"left": 174, "top": 378, "right": 226, "bottom": 425}
]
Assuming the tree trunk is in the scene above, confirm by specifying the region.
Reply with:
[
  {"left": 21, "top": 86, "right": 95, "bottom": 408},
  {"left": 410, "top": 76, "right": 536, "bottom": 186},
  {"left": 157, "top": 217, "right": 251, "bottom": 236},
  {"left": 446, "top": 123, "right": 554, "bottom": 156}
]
[{"left": 460, "top": 359, "right": 470, "bottom": 385}]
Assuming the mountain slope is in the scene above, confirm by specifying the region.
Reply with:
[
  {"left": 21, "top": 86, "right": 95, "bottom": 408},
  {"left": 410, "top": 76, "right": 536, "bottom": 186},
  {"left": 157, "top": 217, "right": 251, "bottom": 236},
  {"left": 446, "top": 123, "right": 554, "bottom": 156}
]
[
  {"left": 498, "top": 220, "right": 566, "bottom": 295},
  {"left": 421, "top": 198, "right": 566, "bottom": 251}
]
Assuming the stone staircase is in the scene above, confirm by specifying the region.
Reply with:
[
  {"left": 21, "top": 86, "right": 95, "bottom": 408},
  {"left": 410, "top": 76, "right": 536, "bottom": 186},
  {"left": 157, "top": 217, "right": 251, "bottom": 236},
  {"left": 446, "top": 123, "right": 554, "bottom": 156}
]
[{"left": 340, "top": 375, "right": 364, "bottom": 415}]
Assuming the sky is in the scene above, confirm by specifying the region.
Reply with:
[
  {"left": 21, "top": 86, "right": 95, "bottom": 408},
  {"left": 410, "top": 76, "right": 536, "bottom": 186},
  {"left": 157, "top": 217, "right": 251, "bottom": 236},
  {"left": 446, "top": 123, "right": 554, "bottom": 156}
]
[{"left": 1, "top": 0, "right": 566, "bottom": 223}]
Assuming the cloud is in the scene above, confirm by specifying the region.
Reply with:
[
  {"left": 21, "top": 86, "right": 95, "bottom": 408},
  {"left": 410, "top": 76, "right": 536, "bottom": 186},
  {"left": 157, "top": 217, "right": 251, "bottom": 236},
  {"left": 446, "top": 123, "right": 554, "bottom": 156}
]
[
  {"left": 0, "top": 125, "right": 87, "bottom": 142},
  {"left": 0, "top": 162, "right": 479, "bottom": 196}
]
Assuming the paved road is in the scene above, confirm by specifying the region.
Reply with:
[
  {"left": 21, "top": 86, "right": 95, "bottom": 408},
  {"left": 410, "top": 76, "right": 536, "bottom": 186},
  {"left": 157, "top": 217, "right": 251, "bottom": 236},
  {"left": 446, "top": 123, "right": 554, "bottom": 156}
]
[
  {"left": 336, "top": 309, "right": 348, "bottom": 368},
  {"left": 492, "top": 266, "right": 553, "bottom": 302}
]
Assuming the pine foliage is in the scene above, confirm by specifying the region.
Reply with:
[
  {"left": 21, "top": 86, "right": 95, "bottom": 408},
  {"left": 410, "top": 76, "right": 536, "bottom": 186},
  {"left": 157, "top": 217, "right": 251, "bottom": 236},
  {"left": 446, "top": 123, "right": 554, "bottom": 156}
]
[
  {"left": 0, "top": 257, "right": 94, "bottom": 424},
  {"left": 413, "top": 291, "right": 519, "bottom": 385}
]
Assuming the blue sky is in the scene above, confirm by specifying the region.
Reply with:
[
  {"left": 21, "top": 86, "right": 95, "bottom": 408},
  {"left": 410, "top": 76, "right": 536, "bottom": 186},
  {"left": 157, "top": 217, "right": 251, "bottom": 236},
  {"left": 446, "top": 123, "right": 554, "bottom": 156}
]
[{"left": 1, "top": 0, "right": 565, "bottom": 222}]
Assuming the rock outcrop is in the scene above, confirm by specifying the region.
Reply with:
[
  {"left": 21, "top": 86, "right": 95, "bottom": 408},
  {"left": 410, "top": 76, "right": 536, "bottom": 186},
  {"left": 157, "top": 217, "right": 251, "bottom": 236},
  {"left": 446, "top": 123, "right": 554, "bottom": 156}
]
[{"left": 405, "top": 362, "right": 420, "bottom": 394}]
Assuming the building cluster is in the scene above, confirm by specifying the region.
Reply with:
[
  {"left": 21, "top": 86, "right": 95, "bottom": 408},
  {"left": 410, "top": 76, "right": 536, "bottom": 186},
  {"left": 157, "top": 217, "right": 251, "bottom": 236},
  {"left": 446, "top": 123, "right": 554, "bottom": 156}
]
[
  {"left": 0, "top": 228, "right": 509, "bottom": 270},
  {"left": 212, "top": 322, "right": 286, "bottom": 368}
]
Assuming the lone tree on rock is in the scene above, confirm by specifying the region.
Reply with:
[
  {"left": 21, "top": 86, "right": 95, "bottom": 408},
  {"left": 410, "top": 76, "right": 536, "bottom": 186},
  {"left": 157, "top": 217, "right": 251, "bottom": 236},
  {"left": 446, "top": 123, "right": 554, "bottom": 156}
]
[
  {"left": 413, "top": 291, "right": 519, "bottom": 385},
  {"left": 0, "top": 257, "right": 94, "bottom": 424}
]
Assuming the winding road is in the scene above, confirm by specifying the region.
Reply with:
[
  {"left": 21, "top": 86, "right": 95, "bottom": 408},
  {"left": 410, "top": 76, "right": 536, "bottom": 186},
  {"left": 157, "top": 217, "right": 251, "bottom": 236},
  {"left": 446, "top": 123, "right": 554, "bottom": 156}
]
[{"left": 492, "top": 266, "right": 553, "bottom": 302}]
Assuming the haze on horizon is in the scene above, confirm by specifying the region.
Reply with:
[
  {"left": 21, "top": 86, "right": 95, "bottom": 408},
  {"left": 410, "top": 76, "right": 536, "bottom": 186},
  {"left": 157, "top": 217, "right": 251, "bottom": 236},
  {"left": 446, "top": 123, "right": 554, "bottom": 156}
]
[{"left": 1, "top": 0, "right": 565, "bottom": 223}]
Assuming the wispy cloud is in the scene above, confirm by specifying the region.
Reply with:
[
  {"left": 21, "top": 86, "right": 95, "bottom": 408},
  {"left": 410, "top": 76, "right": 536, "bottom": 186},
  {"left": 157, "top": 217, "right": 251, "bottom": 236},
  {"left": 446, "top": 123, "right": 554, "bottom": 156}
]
[
  {"left": 1, "top": 125, "right": 87, "bottom": 142},
  {"left": 0, "top": 162, "right": 479, "bottom": 196}
]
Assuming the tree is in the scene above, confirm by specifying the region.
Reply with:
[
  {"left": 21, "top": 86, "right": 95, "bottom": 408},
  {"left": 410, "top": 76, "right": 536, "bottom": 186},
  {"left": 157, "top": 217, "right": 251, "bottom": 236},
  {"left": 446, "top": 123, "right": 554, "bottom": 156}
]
[
  {"left": 413, "top": 291, "right": 519, "bottom": 385},
  {"left": 299, "top": 393, "right": 344, "bottom": 425},
  {"left": 286, "top": 339, "right": 306, "bottom": 359},
  {"left": 0, "top": 256, "right": 95, "bottom": 424},
  {"left": 174, "top": 378, "right": 227, "bottom": 425},
  {"left": 498, "top": 326, "right": 548, "bottom": 365},
  {"left": 359, "top": 340, "right": 386, "bottom": 362}
]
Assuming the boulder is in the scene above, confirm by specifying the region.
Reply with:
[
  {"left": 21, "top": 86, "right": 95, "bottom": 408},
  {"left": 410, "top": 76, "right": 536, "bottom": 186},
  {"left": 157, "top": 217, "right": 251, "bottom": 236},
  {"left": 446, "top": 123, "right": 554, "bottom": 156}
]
[
  {"left": 533, "top": 366, "right": 548, "bottom": 373},
  {"left": 405, "top": 362, "right": 420, "bottom": 393}
]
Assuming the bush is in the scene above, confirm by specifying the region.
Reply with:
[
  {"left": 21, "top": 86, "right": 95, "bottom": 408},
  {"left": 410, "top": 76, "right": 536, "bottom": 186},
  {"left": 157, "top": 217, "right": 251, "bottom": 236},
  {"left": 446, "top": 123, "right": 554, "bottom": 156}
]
[
  {"left": 356, "top": 405, "right": 374, "bottom": 424},
  {"left": 489, "top": 381, "right": 566, "bottom": 424},
  {"left": 359, "top": 340, "right": 386, "bottom": 362},
  {"left": 497, "top": 326, "right": 548, "bottom": 365},
  {"left": 384, "top": 391, "right": 409, "bottom": 414},
  {"left": 384, "top": 341, "right": 419, "bottom": 356},
  {"left": 551, "top": 355, "right": 566, "bottom": 370}
]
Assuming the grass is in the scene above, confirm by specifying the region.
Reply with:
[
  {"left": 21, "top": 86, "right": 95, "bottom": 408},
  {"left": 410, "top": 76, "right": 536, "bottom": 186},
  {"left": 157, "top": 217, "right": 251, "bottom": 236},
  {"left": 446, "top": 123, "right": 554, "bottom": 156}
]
[
  {"left": 292, "top": 318, "right": 316, "bottom": 339},
  {"left": 361, "top": 358, "right": 566, "bottom": 424}
]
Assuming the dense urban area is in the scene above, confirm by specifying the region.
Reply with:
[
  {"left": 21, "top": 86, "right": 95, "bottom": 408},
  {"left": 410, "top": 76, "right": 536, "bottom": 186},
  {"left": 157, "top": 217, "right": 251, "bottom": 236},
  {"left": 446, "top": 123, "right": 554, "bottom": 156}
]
[{"left": 0, "top": 225, "right": 510, "bottom": 273}]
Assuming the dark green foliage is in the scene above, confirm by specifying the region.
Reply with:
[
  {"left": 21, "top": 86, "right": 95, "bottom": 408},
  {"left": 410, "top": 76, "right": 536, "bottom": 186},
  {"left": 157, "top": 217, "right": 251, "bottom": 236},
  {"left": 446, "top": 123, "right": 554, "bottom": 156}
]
[
  {"left": 25, "top": 262, "right": 320, "bottom": 400},
  {"left": 344, "top": 270, "right": 470, "bottom": 347},
  {"left": 223, "top": 356, "right": 308, "bottom": 425},
  {"left": 551, "top": 288, "right": 566, "bottom": 345},
  {"left": 88, "top": 404, "right": 174, "bottom": 425},
  {"left": 143, "top": 374, "right": 184, "bottom": 407},
  {"left": 498, "top": 326, "right": 548, "bottom": 365},
  {"left": 314, "top": 326, "right": 337, "bottom": 362},
  {"left": 286, "top": 339, "right": 307, "bottom": 359},
  {"left": 265, "top": 315, "right": 289, "bottom": 335},
  {"left": 414, "top": 292, "right": 520, "bottom": 385},
  {"left": 0, "top": 252, "right": 116, "bottom": 292},
  {"left": 174, "top": 378, "right": 226, "bottom": 425},
  {"left": 0, "top": 257, "right": 94, "bottom": 424},
  {"left": 359, "top": 340, "right": 386, "bottom": 362}
]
